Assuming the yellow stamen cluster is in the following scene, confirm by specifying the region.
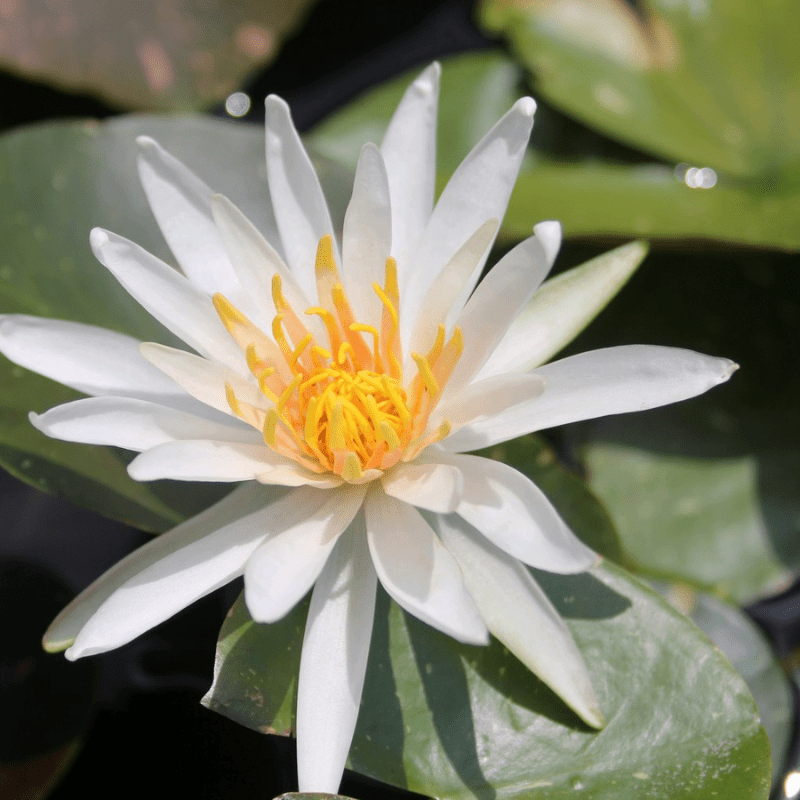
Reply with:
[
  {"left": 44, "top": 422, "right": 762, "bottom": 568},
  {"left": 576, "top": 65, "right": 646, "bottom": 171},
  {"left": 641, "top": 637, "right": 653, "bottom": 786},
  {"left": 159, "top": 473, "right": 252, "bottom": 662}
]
[{"left": 213, "top": 235, "right": 462, "bottom": 483}]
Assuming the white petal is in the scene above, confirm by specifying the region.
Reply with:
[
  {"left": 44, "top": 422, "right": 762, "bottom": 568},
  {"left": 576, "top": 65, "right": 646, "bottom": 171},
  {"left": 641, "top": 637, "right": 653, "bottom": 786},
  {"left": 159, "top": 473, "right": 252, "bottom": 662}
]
[
  {"left": 140, "top": 342, "right": 261, "bottom": 417},
  {"left": 30, "top": 396, "right": 257, "bottom": 451},
  {"left": 136, "top": 136, "right": 241, "bottom": 298},
  {"left": 478, "top": 240, "right": 647, "bottom": 379},
  {"left": 297, "top": 515, "right": 377, "bottom": 793},
  {"left": 256, "top": 465, "right": 343, "bottom": 489},
  {"left": 380, "top": 62, "right": 439, "bottom": 274},
  {"left": 408, "top": 219, "right": 498, "bottom": 358},
  {"left": 365, "top": 490, "right": 487, "bottom": 644},
  {"left": 265, "top": 95, "right": 339, "bottom": 300},
  {"left": 0, "top": 315, "right": 185, "bottom": 404},
  {"left": 431, "top": 372, "right": 545, "bottom": 433},
  {"left": 403, "top": 97, "right": 535, "bottom": 325},
  {"left": 245, "top": 485, "right": 365, "bottom": 622},
  {"left": 128, "top": 439, "right": 283, "bottom": 482},
  {"left": 444, "top": 223, "right": 558, "bottom": 393},
  {"left": 436, "top": 452, "right": 596, "bottom": 573},
  {"left": 342, "top": 143, "right": 392, "bottom": 328},
  {"left": 90, "top": 229, "right": 244, "bottom": 370},
  {"left": 380, "top": 460, "right": 463, "bottom": 513},
  {"left": 437, "top": 513, "right": 604, "bottom": 729},
  {"left": 445, "top": 345, "right": 738, "bottom": 452},
  {"left": 211, "top": 193, "right": 313, "bottom": 330},
  {"left": 42, "top": 483, "right": 285, "bottom": 654}
]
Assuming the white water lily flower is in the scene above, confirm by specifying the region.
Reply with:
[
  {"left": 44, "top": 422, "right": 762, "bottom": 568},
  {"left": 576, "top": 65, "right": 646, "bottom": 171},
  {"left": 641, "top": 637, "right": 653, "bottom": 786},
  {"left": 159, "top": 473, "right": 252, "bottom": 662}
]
[{"left": 0, "top": 63, "right": 736, "bottom": 793}]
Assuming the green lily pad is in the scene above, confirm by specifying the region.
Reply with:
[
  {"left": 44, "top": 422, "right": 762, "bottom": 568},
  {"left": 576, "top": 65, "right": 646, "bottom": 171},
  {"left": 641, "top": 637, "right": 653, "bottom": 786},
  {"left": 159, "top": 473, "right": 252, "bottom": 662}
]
[
  {"left": 480, "top": 0, "right": 800, "bottom": 182},
  {"left": 0, "top": 0, "right": 318, "bottom": 110},
  {"left": 656, "top": 582, "right": 793, "bottom": 786},
  {"left": 204, "top": 560, "right": 770, "bottom": 800},
  {"left": 0, "top": 114, "right": 352, "bottom": 531}
]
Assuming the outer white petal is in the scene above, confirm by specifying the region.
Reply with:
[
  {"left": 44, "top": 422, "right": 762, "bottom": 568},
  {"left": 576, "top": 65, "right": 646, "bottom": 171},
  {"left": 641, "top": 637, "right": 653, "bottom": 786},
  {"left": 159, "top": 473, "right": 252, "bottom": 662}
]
[
  {"left": 403, "top": 97, "right": 535, "bottom": 323},
  {"left": 0, "top": 315, "right": 186, "bottom": 404},
  {"left": 128, "top": 439, "right": 284, "bottom": 482},
  {"left": 30, "top": 396, "right": 257, "bottom": 451},
  {"left": 436, "top": 452, "right": 596, "bottom": 573},
  {"left": 244, "top": 485, "right": 366, "bottom": 623},
  {"left": 256, "top": 465, "right": 343, "bottom": 489},
  {"left": 430, "top": 372, "right": 545, "bottom": 433},
  {"left": 90, "top": 229, "right": 244, "bottom": 370},
  {"left": 444, "top": 222, "right": 558, "bottom": 394},
  {"left": 297, "top": 515, "right": 377, "bottom": 793},
  {"left": 140, "top": 342, "right": 262, "bottom": 417},
  {"left": 445, "top": 345, "right": 738, "bottom": 452},
  {"left": 342, "top": 143, "right": 392, "bottom": 328},
  {"left": 265, "top": 95, "right": 339, "bottom": 299},
  {"left": 477, "top": 240, "right": 647, "bottom": 379},
  {"left": 380, "top": 460, "right": 463, "bottom": 513},
  {"left": 380, "top": 62, "right": 439, "bottom": 275},
  {"left": 211, "top": 194, "right": 313, "bottom": 330},
  {"left": 136, "top": 136, "right": 242, "bottom": 299},
  {"left": 365, "top": 490, "right": 488, "bottom": 645},
  {"left": 42, "top": 483, "right": 285, "bottom": 654},
  {"left": 437, "top": 513, "right": 604, "bottom": 729}
]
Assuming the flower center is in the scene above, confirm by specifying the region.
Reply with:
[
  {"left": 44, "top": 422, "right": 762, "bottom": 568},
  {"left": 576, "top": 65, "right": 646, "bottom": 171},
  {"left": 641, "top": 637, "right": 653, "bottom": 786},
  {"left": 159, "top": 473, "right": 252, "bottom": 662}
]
[{"left": 213, "top": 235, "right": 462, "bottom": 483}]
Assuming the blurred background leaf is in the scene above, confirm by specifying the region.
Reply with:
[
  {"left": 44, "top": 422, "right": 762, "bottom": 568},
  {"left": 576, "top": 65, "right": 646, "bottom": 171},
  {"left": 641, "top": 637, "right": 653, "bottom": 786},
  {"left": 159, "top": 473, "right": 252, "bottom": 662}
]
[{"left": 0, "top": 0, "right": 318, "bottom": 111}]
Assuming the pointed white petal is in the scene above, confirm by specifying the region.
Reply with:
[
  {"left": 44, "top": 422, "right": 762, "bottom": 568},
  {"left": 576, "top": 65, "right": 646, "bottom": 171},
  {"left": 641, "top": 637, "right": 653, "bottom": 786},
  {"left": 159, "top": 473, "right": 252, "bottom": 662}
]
[
  {"left": 380, "top": 62, "right": 439, "bottom": 274},
  {"left": 265, "top": 95, "right": 339, "bottom": 299},
  {"left": 211, "top": 194, "right": 313, "bottom": 330},
  {"left": 297, "top": 516, "right": 377, "bottom": 793},
  {"left": 445, "top": 345, "right": 738, "bottom": 452},
  {"left": 90, "top": 229, "right": 244, "bottom": 370},
  {"left": 408, "top": 219, "right": 498, "bottom": 357},
  {"left": 43, "top": 483, "right": 284, "bottom": 654},
  {"left": 365, "top": 490, "right": 487, "bottom": 644},
  {"left": 136, "top": 136, "right": 241, "bottom": 298},
  {"left": 403, "top": 97, "right": 535, "bottom": 321},
  {"left": 437, "top": 513, "right": 604, "bottom": 729},
  {"left": 431, "top": 372, "right": 545, "bottom": 434},
  {"left": 128, "top": 439, "right": 283, "bottom": 482},
  {"left": 478, "top": 241, "right": 647, "bottom": 379},
  {"left": 245, "top": 485, "right": 365, "bottom": 622},
  {"left": 140, "top": 342, "right": 262, "bottom": 417},
  {"left": 437, "top": 452, "right": 596, "bottom": 573},
  {"left": 30, "top": 396, "right": 257, "bottom": 451},
  {"left": 380, "top": 460, "right": 463, "bottom": 513},
  {"left": 0, "top": 315, "right": 185, "bottom": 403},
  {"left": 342, "top": 143, "right": 392, "bottom": 328},
  {"left": 444, "top": 223, "right": 558, "bottom": 393}
]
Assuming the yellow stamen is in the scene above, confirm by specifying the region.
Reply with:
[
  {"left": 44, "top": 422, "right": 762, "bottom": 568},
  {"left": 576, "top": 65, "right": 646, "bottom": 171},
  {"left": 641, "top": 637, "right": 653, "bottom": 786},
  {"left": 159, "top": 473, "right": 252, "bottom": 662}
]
[{"left": 211, "top": 236, "right": 466, "bottom": 483}]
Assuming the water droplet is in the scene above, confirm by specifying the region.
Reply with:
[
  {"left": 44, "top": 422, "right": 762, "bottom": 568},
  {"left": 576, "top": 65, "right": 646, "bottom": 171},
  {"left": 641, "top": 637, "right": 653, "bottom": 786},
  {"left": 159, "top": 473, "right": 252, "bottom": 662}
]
[{"left": 225, "top": 91, "right": 251, "bottom": 118}]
